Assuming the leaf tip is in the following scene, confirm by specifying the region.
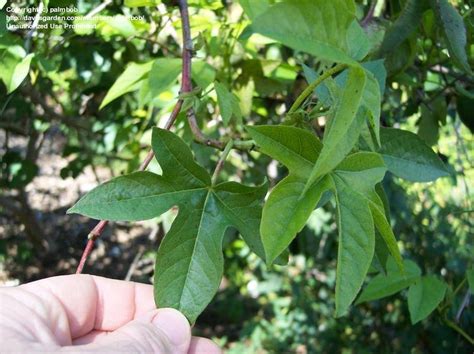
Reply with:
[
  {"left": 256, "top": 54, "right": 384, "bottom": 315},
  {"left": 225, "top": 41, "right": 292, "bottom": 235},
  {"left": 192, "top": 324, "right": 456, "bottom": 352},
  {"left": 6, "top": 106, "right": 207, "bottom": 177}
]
[{"left": 66, "top": 205, "right": 77, "bottom": 215}]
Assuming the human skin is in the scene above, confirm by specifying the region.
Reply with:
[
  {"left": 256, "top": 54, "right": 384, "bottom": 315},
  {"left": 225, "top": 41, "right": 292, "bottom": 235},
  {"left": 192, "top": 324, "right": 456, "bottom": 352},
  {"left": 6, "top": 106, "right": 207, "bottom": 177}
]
[{"left": 0, "top": 274, "right": 222, "bottom": 353}]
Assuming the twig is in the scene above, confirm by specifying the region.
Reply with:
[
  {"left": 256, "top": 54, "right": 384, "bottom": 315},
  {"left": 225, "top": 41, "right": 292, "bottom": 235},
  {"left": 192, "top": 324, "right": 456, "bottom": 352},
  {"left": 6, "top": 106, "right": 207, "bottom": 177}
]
[
  {"left": 85, "top": 0, "right": 113, "bottom": 19},
  {"left": 444, "top": 317, "right": 474, "bottom": 345},
  {"left": 187, "top": 110, "right": 226, "bottom": 149},
  {"left": 177, "top": 0, "right": 229, "bottom": 150},
  {"left": 75, "top": 0, "right": 192, "bottom": 274},
  {"left": 288, "top": 64, "right": 347, "bottom": 115},
  {"left": 25, "top": 1, "right": 44, "bottom": 52},
  {"left": 361, "top": 1, "right": 377, "bottom": 27},
  {"left": 124, "top": 247, "right": 145, "bottom": 281},
  {"left": 211, "top": 140, "right": 234, "bottom": 185},
  {"left": 455, "top": 290, "right": 471, "bottom": 322}
]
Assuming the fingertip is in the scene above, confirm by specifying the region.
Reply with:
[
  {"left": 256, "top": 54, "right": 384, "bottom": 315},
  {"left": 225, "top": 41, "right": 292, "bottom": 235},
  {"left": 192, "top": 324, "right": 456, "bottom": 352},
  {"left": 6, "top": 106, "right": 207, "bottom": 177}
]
[
  {"left": 152, "top": 308, "right": 191, "bottom": 350},
  {"left": 189, "top": 337, "right": 222, "bottom": 354}
]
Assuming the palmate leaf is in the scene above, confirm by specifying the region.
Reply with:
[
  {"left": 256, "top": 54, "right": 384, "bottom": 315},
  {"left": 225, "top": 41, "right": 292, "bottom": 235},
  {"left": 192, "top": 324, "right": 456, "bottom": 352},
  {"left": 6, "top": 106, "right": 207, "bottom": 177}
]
[
  {"left": 247, "top": 125, "right": 404, "bottom": 317},
  {"left": 68, "top": 128, "right": 268, "bottom": 324}
]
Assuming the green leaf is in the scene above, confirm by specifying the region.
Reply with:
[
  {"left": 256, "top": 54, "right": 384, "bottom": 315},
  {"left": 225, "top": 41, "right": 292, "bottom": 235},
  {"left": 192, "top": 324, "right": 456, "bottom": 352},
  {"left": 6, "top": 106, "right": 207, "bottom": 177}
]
[
  {"left": 239, "top": 0, "right": 270, "bottom": 21},
  {"left": 0, "top": 0, "right": 6, "bottom": 9},
  {"left": 215, "top": 82, "right": 234, "bottom": 126},
  {"left": 418, "top": 97, "right": 447, "bottom": 146},
  {"left": 192, "top": 61, "right": 216, "bottom": 89},
  {"left": 0, "top": 45, "right": 34, "bottom": 94},
  {"left": 347, "top": 20, "right": 370, "bottom": 61},
  {"left": 261, "top": 175, "right": 331, "bottom": 265},
  {"left": 125, "top": 0, "right": 160, "bottom": 7},
  {"left": 8, "top": 53, "right": 34, "bottom": 94},
  {"left": 306, "top": 66, "right": 367, "bottom": 187},
  {"left": 247, "top": 125, "right": 327, "bottom": 264},
  {"left": 100, "top": 61, "right": 153, "bottom": 109},
  {"left": 69, "top": 128, "right": 268, "bottom": 323},
  {"left": 363, "top": 60, "right": 387, "bottom": 95},
  {"left": 378, "top": 128, "right": 449, "bottom": 182},
  {"left": 100, "top": 59, "right": 215, "bottom": 109},
  {"left": 408, "top": 275, "right": 447, "bottom": 324},
  {"left": 246, "top": 125, "right": 322, "bottom": 178},
  {"left": 249, "top": 125, "right": 402, "bottom": 316},
  {"left": 302, "top": 64, "right": 333, "bottom": 107},
  {"left": 369, "top": 196, "right": 403, "bottom": 271},
  {"left": 432, "top": 0, "right": 472, "bottom": 73},
  {"left": 332, "top": 178, "right": 375, "bottom": 317},
  {"left": 378, "top": 0, "right": 428, "bottom": 56},
  {"left": 251, "top": 0, "right": 358, "bottom": 65},
  {"left": 357, "top": 258, "right": 421, "bottom": 304},
  {"left": 330, "top": 152, "right": 402, "bottom": 315},
  {"left": 333, "top": 66, "right": 383, "bottom": 145},
  {"left": 149, "top": 58, "right": 182, "bottom": 98}
]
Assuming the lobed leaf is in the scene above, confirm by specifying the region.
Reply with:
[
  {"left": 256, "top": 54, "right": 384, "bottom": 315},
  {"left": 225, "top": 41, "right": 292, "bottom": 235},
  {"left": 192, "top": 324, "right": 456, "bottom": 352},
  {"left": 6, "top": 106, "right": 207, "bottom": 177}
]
[
  {"left": 69, "top": 128, "right": 268, "bottom": 323},
  {"left": 250, "top": 126, "right": 403, "bottom": 316}
]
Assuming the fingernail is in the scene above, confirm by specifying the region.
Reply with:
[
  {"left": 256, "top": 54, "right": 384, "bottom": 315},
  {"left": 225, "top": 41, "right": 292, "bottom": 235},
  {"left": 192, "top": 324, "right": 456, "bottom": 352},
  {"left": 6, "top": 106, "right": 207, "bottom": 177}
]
[{"left": 152, "top": 308, "right": 190, "bottom": 347}]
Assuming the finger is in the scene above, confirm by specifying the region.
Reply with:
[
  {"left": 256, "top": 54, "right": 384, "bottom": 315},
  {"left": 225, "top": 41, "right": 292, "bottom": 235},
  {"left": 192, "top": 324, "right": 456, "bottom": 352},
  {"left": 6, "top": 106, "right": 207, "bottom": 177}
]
[
  {"left": 64, "top": 309, "right": 191, "bottom": 354},
  {"left": 188, "top": 337, "right": 222, "bottom": 354},
  {"left": 22, "top": 274, "right": 156, "bottom": 338},
  {"left": 71, "top": 330, "right": 109, "bottom": 345}
]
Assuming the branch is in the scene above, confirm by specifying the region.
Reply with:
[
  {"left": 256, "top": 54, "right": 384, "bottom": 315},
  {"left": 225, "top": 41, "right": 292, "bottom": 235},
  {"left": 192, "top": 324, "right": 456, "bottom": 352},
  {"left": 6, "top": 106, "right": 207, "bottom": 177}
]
[
  {"left": 187, "top": 110, "right": 225, "bottom": 149},
  {"left": 75, "top": 1, "right": 190, "bottom": 274},
  {"left": 176, "top": 0, "right": 231, "bottom": 151}
]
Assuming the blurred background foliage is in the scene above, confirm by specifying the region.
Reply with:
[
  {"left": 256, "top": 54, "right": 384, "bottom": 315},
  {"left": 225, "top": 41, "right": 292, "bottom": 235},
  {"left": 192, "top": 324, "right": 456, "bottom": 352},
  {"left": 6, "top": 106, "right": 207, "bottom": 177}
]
[{"left": 0, "top": 0, "right": 473, "bottom": 352}]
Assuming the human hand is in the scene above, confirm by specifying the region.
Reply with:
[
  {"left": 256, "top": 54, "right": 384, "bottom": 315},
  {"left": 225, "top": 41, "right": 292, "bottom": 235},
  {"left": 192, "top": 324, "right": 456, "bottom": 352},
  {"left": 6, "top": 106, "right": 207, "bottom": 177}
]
[{"left": 0, "top": 274, "right": 221, "bottom": 353}]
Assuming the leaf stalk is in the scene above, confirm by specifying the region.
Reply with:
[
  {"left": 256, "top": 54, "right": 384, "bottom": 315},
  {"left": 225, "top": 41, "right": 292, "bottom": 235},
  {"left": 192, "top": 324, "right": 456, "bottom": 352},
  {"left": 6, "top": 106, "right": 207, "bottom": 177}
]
[{"left": 288, "top": 63, "right": 347, "bottom": 115}]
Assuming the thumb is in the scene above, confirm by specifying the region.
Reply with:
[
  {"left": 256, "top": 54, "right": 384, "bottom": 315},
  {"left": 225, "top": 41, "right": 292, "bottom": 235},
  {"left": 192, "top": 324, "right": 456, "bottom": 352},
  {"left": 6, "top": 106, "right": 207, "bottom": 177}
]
[{"left": 83, "top": 308, "right": 191, "bottom": 354}]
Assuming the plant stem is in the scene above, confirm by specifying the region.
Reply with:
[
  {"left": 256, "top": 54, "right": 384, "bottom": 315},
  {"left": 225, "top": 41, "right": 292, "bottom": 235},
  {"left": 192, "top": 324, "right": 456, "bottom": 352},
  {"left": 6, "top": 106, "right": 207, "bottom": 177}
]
[
  {"left": 211, "top": 140, "right": 234, "bottom": 185},
  {"left": 288, "top": 63, "right": 347, "bottom": 115},
  {"left": 444, "top": 317, "right": 474, "bottom": 345}
]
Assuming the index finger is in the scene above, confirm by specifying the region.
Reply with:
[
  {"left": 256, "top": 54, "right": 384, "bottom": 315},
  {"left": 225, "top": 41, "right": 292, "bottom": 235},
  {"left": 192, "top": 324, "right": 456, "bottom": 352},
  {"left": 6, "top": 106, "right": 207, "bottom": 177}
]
[{"left": 22, "top": 274, "right": 156, "bottom": 338}]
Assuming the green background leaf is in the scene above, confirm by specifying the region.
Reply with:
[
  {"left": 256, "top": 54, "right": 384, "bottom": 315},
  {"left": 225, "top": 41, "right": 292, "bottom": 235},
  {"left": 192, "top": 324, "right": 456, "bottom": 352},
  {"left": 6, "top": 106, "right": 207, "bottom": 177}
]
[
  {"left": 378, "top": 128, "right": 449, "bottom": 182},
  {"left": 432, "top": 0, "right": 472, "bottom": 73},
  {"left": 251, "top": 0, "right": 358, "bottom": 64},
  {"left": 357, "top": 258, "right": 421, "bottom": 304},
  {"left": 408, "top": 275, "right": 447, "bottom": 324}
]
